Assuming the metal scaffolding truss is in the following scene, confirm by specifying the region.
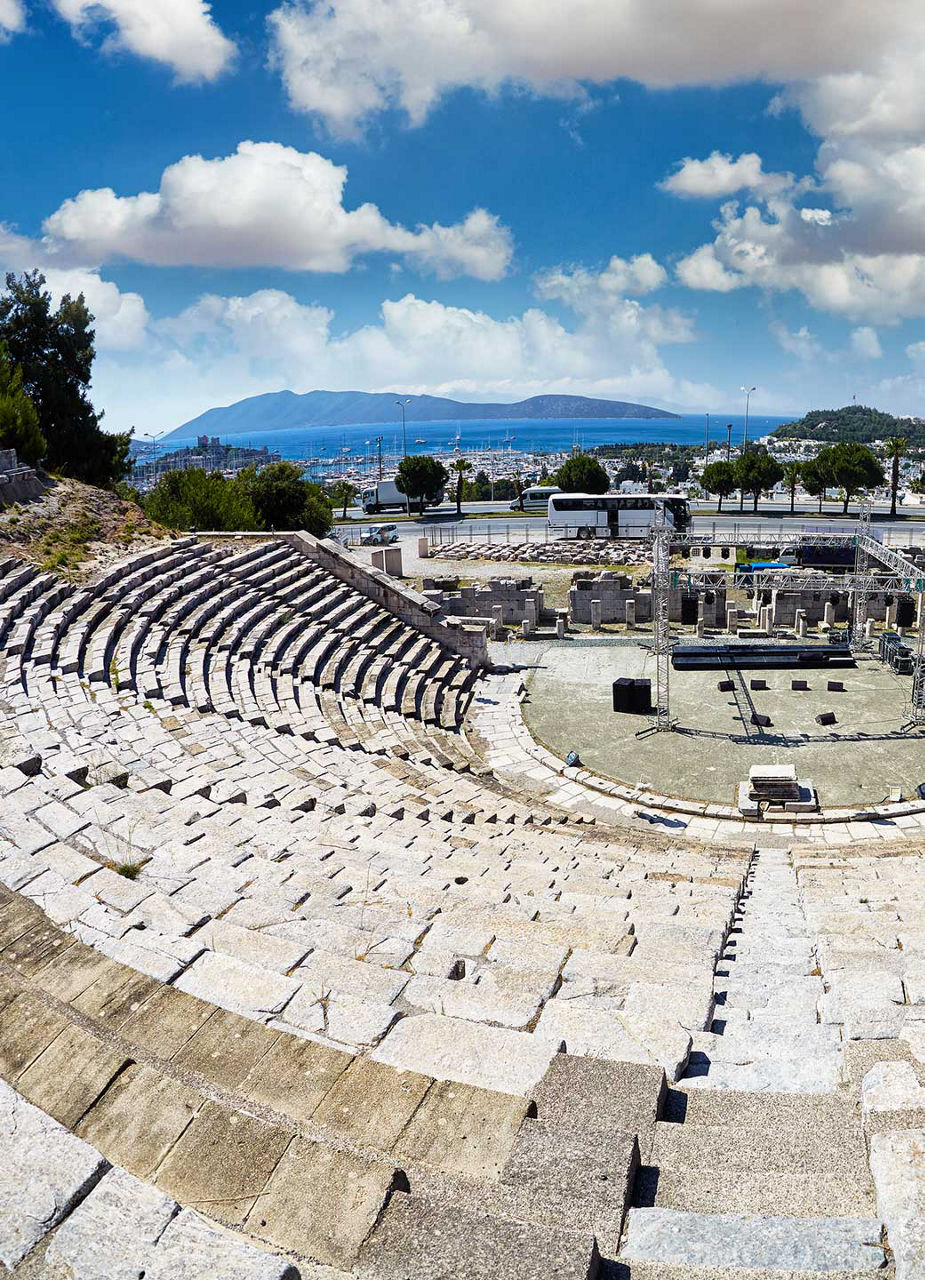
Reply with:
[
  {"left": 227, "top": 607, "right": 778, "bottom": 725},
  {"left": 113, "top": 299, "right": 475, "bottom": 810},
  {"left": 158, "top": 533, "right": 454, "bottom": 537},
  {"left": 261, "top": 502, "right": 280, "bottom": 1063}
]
[
  {"left": 649, "top": 521, "right": 672, "bottom": 732},
  {"left": 858, "top": 535, "right": 925, "bottom": 587},
  {"left": 851, "top": 503, "right": 872, "bottom": 648},
  {"left": 676, "top": 568, "right": 905, "bottom": 595},
  {"left": 683, "top": 531, "right": 857, "bottom": 554},
  {"left": 910, "top": 603, "right": 925, "bottom": 727},
  {"left": 645, "top": 514, "right": 925, "bottom": 730}
]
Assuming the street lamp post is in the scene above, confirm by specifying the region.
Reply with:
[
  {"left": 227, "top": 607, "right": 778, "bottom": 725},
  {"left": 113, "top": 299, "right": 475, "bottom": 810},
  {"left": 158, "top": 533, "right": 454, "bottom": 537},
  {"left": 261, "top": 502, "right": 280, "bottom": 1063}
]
[
  {"left": 741, "top": 386, "right": 756, "bottom": 451},
  {"left": 725, "top": 423, "right": 733, "bottom": 461},
  {"left": 738, "top": 386, "right": 756, "bottom": 512},
  {"left": 142, "top": 430, "right": 166, "bottom": 488},
  {"left": 396, "top": 400, "right": 411, "bottom": 458},
  {"left": 375, "top": 436, "right": 383, "bottom": 481}
]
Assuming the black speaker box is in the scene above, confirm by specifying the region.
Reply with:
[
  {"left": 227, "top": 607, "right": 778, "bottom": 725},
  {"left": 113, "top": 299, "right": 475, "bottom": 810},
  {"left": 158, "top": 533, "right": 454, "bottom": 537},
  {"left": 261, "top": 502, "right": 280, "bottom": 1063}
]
[
  {"left": 632, "top": 678, "right": 652, "bottom": 713},
  {"left": 897, "top": 598, "right": 916, "bottom": 628},
  {"left": 612, "top": 677, "right": 634, "bottom": 713}
]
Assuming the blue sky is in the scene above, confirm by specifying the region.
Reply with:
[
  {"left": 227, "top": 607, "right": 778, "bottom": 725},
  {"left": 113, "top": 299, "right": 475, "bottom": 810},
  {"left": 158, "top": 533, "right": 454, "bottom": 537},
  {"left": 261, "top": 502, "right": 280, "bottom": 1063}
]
[{"left": 2, "top": 0, "right": 925, "bottom": 432}]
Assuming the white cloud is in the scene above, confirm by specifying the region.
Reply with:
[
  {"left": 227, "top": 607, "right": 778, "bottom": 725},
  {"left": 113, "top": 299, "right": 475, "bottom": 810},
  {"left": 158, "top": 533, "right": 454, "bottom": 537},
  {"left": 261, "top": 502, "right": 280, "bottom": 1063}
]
[
  {"left": 535, "top": 253, "right": 667, "bottom": 301},
  {"left": 535, "top": 256, "right": 692, "bottom": 346},
  {"left": 50, "top": 0, "right": 235, "bottom": 81},
  {"left": 675, "top": 244, "right": 742, "bottom": 294},
  {"left": 0, "top": 225, "right": 150, "bottom": 351},
  {"left": 267, "top": 0, "right": 925, "bottom": 134},
  {"left": 770, "top": 321, "right": 822, "bottom": 361},
  {"left": 42, "top": 142, "right": 512, "bottom": 280},
  {"left": 672, "top": 181, "right": 925, "bottom": 322},
  {"left": 800, "top": 208, "right": 833, "bottom": 226},
  {"left": 660, "top": 152, "right": 791, "bottom": 198},
  {"left": 907, "top": 340, "right": 925, "bottom": 366},
  {"left": 851, "top": 326, "right": 882, "bottom": 359},
  {"left": 0, "top": 0, "right": 24, "bottom": 37},
  {"left": 263, "top": 0, "right": 925, "bottom": 327},
  {"left": 76, "top": 270, "right": 717, "bottom": 431}
]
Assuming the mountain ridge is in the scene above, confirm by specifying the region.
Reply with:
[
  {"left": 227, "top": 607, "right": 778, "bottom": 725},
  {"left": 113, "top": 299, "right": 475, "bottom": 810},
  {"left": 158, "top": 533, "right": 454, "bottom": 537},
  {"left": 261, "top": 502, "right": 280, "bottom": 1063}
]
[{"left": 166, "top": 390, "right": 681, "bottom": 439}]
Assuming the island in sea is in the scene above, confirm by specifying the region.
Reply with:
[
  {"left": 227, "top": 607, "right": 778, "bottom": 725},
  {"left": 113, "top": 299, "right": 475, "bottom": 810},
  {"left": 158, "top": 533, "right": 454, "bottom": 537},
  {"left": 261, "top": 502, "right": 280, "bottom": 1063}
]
[{"left": 166, "top": 390, "right": 681, "bottom": 440}]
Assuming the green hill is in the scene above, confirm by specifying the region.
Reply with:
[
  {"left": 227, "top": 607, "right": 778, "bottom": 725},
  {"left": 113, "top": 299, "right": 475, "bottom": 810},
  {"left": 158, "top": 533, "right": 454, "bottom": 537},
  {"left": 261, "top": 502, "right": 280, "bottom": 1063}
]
[{"left": 773, "top": 405, "right": 918, "bottom": 444}]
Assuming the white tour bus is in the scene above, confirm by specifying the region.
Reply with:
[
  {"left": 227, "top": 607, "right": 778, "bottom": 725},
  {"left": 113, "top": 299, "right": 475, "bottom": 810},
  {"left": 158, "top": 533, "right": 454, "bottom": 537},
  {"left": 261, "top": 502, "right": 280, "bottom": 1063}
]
[
  {"left": 547, "top": 492, "right": 691, "bottom": 539},
  {"left": 509, "top": 484, "right": 562, "bottom": 511}
]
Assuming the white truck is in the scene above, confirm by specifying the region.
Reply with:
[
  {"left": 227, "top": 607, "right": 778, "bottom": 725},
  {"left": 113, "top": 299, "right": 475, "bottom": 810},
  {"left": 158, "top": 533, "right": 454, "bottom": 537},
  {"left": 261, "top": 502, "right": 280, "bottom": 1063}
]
[{"left": 359, "top": 478, "right": 443, "bottom": 514}]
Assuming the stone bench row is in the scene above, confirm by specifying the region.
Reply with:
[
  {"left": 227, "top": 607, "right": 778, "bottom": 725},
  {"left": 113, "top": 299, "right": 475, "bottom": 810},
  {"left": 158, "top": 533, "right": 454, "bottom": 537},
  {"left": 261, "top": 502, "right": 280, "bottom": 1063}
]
[
  {"left": 0, "top": 884, "right": 677, "bottom": 1276},
  {"left": 0, "top": 757, "right": 740, "bottom": 1075}
]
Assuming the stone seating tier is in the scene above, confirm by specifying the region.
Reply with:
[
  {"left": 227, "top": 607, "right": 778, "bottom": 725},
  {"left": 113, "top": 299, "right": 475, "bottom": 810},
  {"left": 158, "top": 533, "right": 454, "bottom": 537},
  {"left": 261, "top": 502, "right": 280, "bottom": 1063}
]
[{"left": 1, "top": 541, "right": 922, "bottom": 1276}]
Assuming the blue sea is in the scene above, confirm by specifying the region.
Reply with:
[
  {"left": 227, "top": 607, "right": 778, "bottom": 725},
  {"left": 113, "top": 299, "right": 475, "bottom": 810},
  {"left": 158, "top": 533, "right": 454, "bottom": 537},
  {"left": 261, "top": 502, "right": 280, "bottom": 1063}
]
[{"left": 151, "top": 413, "right": 791, "bottom": 474}]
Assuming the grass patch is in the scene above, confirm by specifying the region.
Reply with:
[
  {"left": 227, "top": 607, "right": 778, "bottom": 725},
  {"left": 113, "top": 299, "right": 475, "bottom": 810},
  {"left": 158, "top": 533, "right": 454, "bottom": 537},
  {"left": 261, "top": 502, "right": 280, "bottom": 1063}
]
[
  {"left": 108, "top": 860, "right": 145, "bottom": 880},
  {"left": 37, "top": 510, "right": 103, "bottom": 574}
]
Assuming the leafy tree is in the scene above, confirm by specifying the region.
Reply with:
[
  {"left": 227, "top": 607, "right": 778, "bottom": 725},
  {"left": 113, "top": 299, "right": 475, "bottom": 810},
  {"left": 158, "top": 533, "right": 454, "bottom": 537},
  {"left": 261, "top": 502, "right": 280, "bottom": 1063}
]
[
  {"left": 491, "top": 477, "right": 516, "bottom": 501},
  {"left": 733, "top": 450, "right": 784, "bottom": 513},
  {"left": 815, "top": 442, "right": 885, "bottom": 514},
  {"left": 699, "top": 460, "right": 736, "bottom": 512},
  {"left": 143, "top": 469, "right": 259, "bottom": 532},
  {"left": 800, "top": 457, "right": 829, "bottom": 513},
  {"left": 394, "top": 454, "right": 449, "bottom": 515},
  {"left": 553, "top": 452, "right": 609, "bottom": 494},
  {"left": 0, "top": 344, "right": 45, "bottom": 465},
  {"left": 330, "top": 479, "right": 357, "bottom": 520},
  {"left": 774, "top": 404, "right": 909, "bottom": 444},
  {"left": 884, "top": 436, "right": 908, "bottom": 518},
  {"left": 301, "top": 483, "right": 336, "bottom": 538},
  {"left": 0, "top": 270, "right": 131, "bottom": 487},
  {"left": 239, "top": 462, "right": 333, "bottom": 535},
  {"left": 782, "top": 461, "right": 802, "bottom": 516},
  {"left": 614, "top": 460, "right": 646, "bottom": 485},
  {"left": 450, "top": 456, "right": 471, "bottom": 516},
  {"left": 513, "top": 470, "right": 525, "bottom": 511}
]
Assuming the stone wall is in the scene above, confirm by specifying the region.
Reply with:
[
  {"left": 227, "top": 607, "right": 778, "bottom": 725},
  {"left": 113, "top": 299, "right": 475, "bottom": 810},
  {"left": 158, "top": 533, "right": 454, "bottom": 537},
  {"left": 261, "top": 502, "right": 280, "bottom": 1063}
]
[
  {"left": 424, "top": 575, "right": 546, "bottom": 626},
  {"left": 768, "top": 587, "right": 900, "bottom": 627},
  {"left": 569, "top": 571, "right": 727, "bottom": 625},
  {"left": 0, "top": 449, "right": 47, "bottom": 508},
  {"left": 285, "top": 531, "right": 489, "bottom": 667}
]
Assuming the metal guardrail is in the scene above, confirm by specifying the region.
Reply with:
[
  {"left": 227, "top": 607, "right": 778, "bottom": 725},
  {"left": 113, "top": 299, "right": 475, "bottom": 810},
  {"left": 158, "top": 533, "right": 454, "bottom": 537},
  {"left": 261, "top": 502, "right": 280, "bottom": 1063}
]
[{"left": 425, "top": 520, "right": 925, "bottom": 549}]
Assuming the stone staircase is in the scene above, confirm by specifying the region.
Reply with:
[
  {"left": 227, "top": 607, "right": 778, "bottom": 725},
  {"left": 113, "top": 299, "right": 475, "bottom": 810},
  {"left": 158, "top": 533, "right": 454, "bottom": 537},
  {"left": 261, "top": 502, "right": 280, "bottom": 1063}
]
[{"left": 618, "top": 1086, "right": 884, "bottom": 1276}]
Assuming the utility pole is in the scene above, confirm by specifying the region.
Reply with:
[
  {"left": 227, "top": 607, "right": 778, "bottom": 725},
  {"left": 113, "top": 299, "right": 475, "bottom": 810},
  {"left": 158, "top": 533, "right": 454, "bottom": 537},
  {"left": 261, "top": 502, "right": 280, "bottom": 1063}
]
[
  {"left": 725, "top": 423, "right": 732, "bottom": 461},
  {"left": 375, "top": 436, "right": 383, "bottom": 480},
  {"left": 704, "top": 412, "right": 710, "bottom": 457}
]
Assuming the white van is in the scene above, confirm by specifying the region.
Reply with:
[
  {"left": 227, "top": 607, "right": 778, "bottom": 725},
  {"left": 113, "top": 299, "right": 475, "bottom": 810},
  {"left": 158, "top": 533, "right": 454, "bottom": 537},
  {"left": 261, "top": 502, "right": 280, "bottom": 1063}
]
[{"left": 509, "top": 485, "right": 561, "bottom": 512}]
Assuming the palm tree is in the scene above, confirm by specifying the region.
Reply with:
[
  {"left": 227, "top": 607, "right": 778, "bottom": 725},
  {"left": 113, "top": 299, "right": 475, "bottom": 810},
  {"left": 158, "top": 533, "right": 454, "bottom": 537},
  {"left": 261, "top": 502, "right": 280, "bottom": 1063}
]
[
  {"left": 330, "top": 479, "right": 356, "bottom": 520},
  {"left": 450, "top": 457, "right": 471, "bottom": 516},
  {"left": 885, "top": 436, "right": 908, "bottom": 518},
  {"left": 782, "top": 461, "right": 802, "bottom": 516}
]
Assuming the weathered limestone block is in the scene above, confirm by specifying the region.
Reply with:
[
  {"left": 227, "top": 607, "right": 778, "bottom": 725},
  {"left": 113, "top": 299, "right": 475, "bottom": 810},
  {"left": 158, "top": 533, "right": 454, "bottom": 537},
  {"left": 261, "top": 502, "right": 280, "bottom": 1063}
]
[{"left": 0, "top": 1081, "right": 108, "bottom": 1270}]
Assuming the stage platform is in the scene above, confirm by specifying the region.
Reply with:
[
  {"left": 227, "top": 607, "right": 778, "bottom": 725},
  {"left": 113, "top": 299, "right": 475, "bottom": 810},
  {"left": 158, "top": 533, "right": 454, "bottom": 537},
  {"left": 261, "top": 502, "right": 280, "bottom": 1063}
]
[{"left": 522, "top": 639, "right": 925, "bottom": 807}]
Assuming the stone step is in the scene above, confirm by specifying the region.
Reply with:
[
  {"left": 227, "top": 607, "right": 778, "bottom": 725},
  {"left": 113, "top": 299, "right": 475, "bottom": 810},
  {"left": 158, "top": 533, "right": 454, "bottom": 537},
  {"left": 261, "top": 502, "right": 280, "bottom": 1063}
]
[
  {"left": 681, "top": 1054, "right": 842, "bottom": 1094},
  {"left": 360, "top": 1190, "right": 600, "bottom": 1279},
  {"left": 650, "top": 1118, "right": 869, "bottom": 1177},
  {"left": 620, "top": 1208, "right": 886, "bottom": 1274},
  {"left": 668, "top": 1088, "right": 860, "bottom": 1134},
  {"left": 636, "top": 1166, "right": 876, "bottom": 1219},
  {"left": 619, "top": 1262, "right": 892, "bottom": 1279}
]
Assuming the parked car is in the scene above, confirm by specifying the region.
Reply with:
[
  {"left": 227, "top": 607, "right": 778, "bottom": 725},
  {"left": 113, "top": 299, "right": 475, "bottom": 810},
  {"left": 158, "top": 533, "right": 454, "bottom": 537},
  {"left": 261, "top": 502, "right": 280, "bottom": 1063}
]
[{"left": 359, "top": 524, "right": 399, "bottom": 546}]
